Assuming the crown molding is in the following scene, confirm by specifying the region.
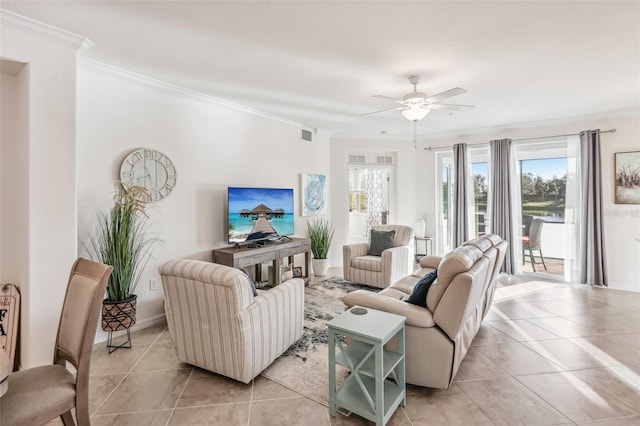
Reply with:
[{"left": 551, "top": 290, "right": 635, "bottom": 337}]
[
  {"left": 333, "top": 108, "right": 640, "bottom": 144},
  {"left": 78, "top": 58, "right": 304, "bottom": 129},
  {"left": 1, "top": 9, "right": 92, "bottom": 53}
]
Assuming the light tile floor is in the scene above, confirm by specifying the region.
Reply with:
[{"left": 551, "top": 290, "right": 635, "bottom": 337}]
[{"left": 50, "top": 271, "right": 640, "bottom": 425}]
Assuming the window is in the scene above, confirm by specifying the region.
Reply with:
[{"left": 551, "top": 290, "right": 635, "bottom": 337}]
[
  {"left": 436, "top": 152, "right": 453, "bottom": 254},
  {"left": 348, "top": 168, "right": 372, "bottom": 214},
  {"left": 436, "top": 148, "right": 488, "bottom": 253},
  {"left": 513, "top": 138, "right": 581, "bottom": 281},
  {"left": 347, "top": 154, "right": 395, "bottom": 241},
  {"left": 472, "top": 162, "right": 488, "bottom": 236},
  {"left": 520, "top": 157, "right": 567, "bottom": 221},
  {"left": 436, "top": 138, "right": 583, "bottom": 282},
  {"left": 349, "top": 191, "right": 368, "bottom": 213}
]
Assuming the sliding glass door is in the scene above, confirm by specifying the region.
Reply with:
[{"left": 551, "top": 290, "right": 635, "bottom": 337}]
[
  {"left": 435, "top": 137, "right": 584, "bottom": 282},
  {"left": 513, "top": 137, "right": 582, "bottom": 281}
]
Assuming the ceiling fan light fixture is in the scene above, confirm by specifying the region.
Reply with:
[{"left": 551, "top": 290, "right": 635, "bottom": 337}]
[
  {"left": 402, "top": 92, "right": 428, "bottom": 103},
  {"left": 401, "top": 106, "right": 430, "bottom": 121}
]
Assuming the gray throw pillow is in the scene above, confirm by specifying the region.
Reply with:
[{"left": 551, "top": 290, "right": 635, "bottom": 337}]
[{"left": 367, "top": 229, "right": 396, "bottom": 256}]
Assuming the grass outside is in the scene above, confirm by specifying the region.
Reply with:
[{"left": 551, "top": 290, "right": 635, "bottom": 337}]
[{"left": 522, "top": 199, "right": 564, "bottom": 218}]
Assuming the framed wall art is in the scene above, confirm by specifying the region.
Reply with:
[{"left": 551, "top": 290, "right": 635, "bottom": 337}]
[
  {"left": 615, "top": 151, "right": 640, "bottom": 204},
  {"left": 301, "top": 173, "right": 327, "bottom": 216}
]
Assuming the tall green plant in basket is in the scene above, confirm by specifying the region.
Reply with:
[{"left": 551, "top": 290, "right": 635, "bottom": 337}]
[
  {"left": 90, "top": 181, "right": 157, "bottom": 351},
  {"left": 307, "top": 218, "right": 334, "bottom": 277}
]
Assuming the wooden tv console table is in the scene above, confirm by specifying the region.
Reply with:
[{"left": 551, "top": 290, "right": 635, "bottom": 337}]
[{"left": 212, "top": 237, "right": 311, "bottom": 286}]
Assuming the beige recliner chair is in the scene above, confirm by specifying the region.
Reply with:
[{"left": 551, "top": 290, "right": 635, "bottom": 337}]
[
  {"left": 343, "top": 234, "right": 507, "bottom": 389},
  {"left": 342, "top": 224, "right": 414, "bottom": 288},
  {"left": 160, "top": 259, "right": 305, "bottom": 384}
]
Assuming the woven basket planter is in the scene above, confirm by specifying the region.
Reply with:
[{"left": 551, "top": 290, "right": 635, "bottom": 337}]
[{"left": 101, "top": 295, "right": 137, "bottom": 332}]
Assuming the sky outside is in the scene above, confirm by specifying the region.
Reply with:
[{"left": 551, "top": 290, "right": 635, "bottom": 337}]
[{"left": 521, "top": 157, "right": 567, "bottom": 179}]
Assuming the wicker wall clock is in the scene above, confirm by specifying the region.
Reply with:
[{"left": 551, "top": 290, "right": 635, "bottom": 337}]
[{"left": 120, "top": 148, "right": 177, "bottom": 202}]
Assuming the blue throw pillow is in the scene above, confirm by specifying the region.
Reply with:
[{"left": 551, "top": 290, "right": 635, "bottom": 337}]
[
  {"left": 367, "top": 229, "right": 396, "bottom": 256},
  {"left": 406, "top": 270, "right": 438, "bottom": 308}
]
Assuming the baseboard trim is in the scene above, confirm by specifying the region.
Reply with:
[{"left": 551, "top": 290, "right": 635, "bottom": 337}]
[{"left": 93, "top": 313, "right": 167, "bottom": 349}]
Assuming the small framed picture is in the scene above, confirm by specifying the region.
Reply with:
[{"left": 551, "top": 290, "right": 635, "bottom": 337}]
[
  {"left": 615, "top": 151, "right": 640, "bottom": 204},
  {"left": 292, "top": 266, "right": 303, "bottom": 278}
]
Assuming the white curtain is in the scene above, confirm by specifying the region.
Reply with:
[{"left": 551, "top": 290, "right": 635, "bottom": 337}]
[
  {"left": 505, "top": 141, "right": 523, "bottom": 274},
  {"left": 565, "top": 135, "right": 584, "bottom": 283},
  {"left": 364, "top": 169, "right": 385, "bottom": 236}
]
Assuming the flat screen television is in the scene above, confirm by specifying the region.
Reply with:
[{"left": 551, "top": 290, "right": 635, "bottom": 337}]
[{"left": 227, "top": 187, "right": 294, "bottom": 244}]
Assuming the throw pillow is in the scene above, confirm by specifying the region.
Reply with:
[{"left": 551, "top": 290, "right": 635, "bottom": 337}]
[
  {"left": 241, "top": 270, "right": 259, "bottom": 297},
  {"left": 367, "top": 229, "right": 396, "bottom": 256},
  {"left": 406, "top": 270, "right": 438, "bottom": 308}
]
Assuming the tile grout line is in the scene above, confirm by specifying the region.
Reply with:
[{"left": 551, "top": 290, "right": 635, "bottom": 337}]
[
  {"left": 510, "top": 374, "right": 575, "bottom": 424},
  {"left": 92, "top": 408, "right": 173, "bottom": 418},
  {"left": 400, "top": 406, "right": 414, "bottom": 426},
  {"left": 165, "top": 367, "right": 195, "bottom": 426},
  {"left": 90, "top": 327, "right": 168, "bottom": 417},
  {"left": 247, "top": 378, "right": 254, "bottom": 426}
]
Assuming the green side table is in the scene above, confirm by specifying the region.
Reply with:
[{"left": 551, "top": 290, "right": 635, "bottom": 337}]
[{"left": 328, "top": 306, "right": 406, "bottom": 425}]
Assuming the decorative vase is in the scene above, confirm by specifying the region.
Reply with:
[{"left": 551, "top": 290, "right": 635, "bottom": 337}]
[
  {"left": 101, "top": 295, "right": 137, "bottom": 332},
  {"left": 312, "top": 259, "right": 330, "bottom": 277}
]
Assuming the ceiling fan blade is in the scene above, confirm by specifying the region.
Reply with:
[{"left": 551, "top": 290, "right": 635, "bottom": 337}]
[
  {"left": 425, "top": 87, "right": 467, "bottom": 103},
  {"left": 360, "top": 106, "right": 407, "bottom": 116},
  {"left": 430, "top": 103, "right": 476, "bottom": 111},
  {"left": 372, "top": 94, "right": 404, "bottom": 103}
]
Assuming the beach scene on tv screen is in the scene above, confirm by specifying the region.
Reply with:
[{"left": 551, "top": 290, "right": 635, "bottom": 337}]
[{"left": 228, "top": 187, "right": 294, "bottom": 243}]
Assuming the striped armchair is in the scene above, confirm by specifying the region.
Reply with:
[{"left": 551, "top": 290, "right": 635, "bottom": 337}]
[
  {"left": 343, "top": 224, "right": 414, "bottom": 288},
  {"left": 160, "top": 259, "right": 304, "bottom": 383}
]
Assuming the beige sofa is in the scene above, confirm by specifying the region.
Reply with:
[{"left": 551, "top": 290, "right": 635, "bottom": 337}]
[
  {"left": 342, "top": 234, "right": 507, "bottom": 389},
  {"left": 343, "top": 224, "right": 415, "bottom": 288},
  {"left": 160, "top": 259, "right": 304, "bottom": 383}
]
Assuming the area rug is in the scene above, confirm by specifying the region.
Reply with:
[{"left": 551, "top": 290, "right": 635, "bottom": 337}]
[{"left": 260, "top": 277, "right": 380, "bottom": 408}]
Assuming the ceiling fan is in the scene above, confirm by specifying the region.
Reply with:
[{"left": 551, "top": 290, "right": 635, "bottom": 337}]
[{"left": 362, "top": 76, "right": 475, "bottom": 122}]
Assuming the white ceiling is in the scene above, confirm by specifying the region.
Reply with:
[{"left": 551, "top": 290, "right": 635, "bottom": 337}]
[{"left": 2, "top": 1, "right": 639, "bottom": 139}]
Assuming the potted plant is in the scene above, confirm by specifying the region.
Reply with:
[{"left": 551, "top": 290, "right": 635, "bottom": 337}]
[
  {"left": 89, "top": 181, "right": 157, "bottom": 351},
  {"left": 307, "top": 218, "right": 334, "bottom": 277}
]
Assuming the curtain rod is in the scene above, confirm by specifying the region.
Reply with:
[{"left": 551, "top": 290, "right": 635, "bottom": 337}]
[{"left": 423, "top": 128, "right": 616, "bottom": 151}]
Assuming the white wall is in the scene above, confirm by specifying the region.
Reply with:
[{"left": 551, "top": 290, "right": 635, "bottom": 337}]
[
  {"left": 0, "top": 11, "right": 88, "bottom": 367},
  {"left": 413, "top": 113, "right": 640, "bottom": 292},
  {"left": 76, "top": 61, "right": 331, "bottom": 339}
]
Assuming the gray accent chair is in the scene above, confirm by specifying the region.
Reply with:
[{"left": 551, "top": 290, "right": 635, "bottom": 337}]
[
  {"left": 522, "top": 217, "right": 547, "bottom": 272},
  {"left": 0, "top": 258, "right": 112, "bottom": 426}
]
